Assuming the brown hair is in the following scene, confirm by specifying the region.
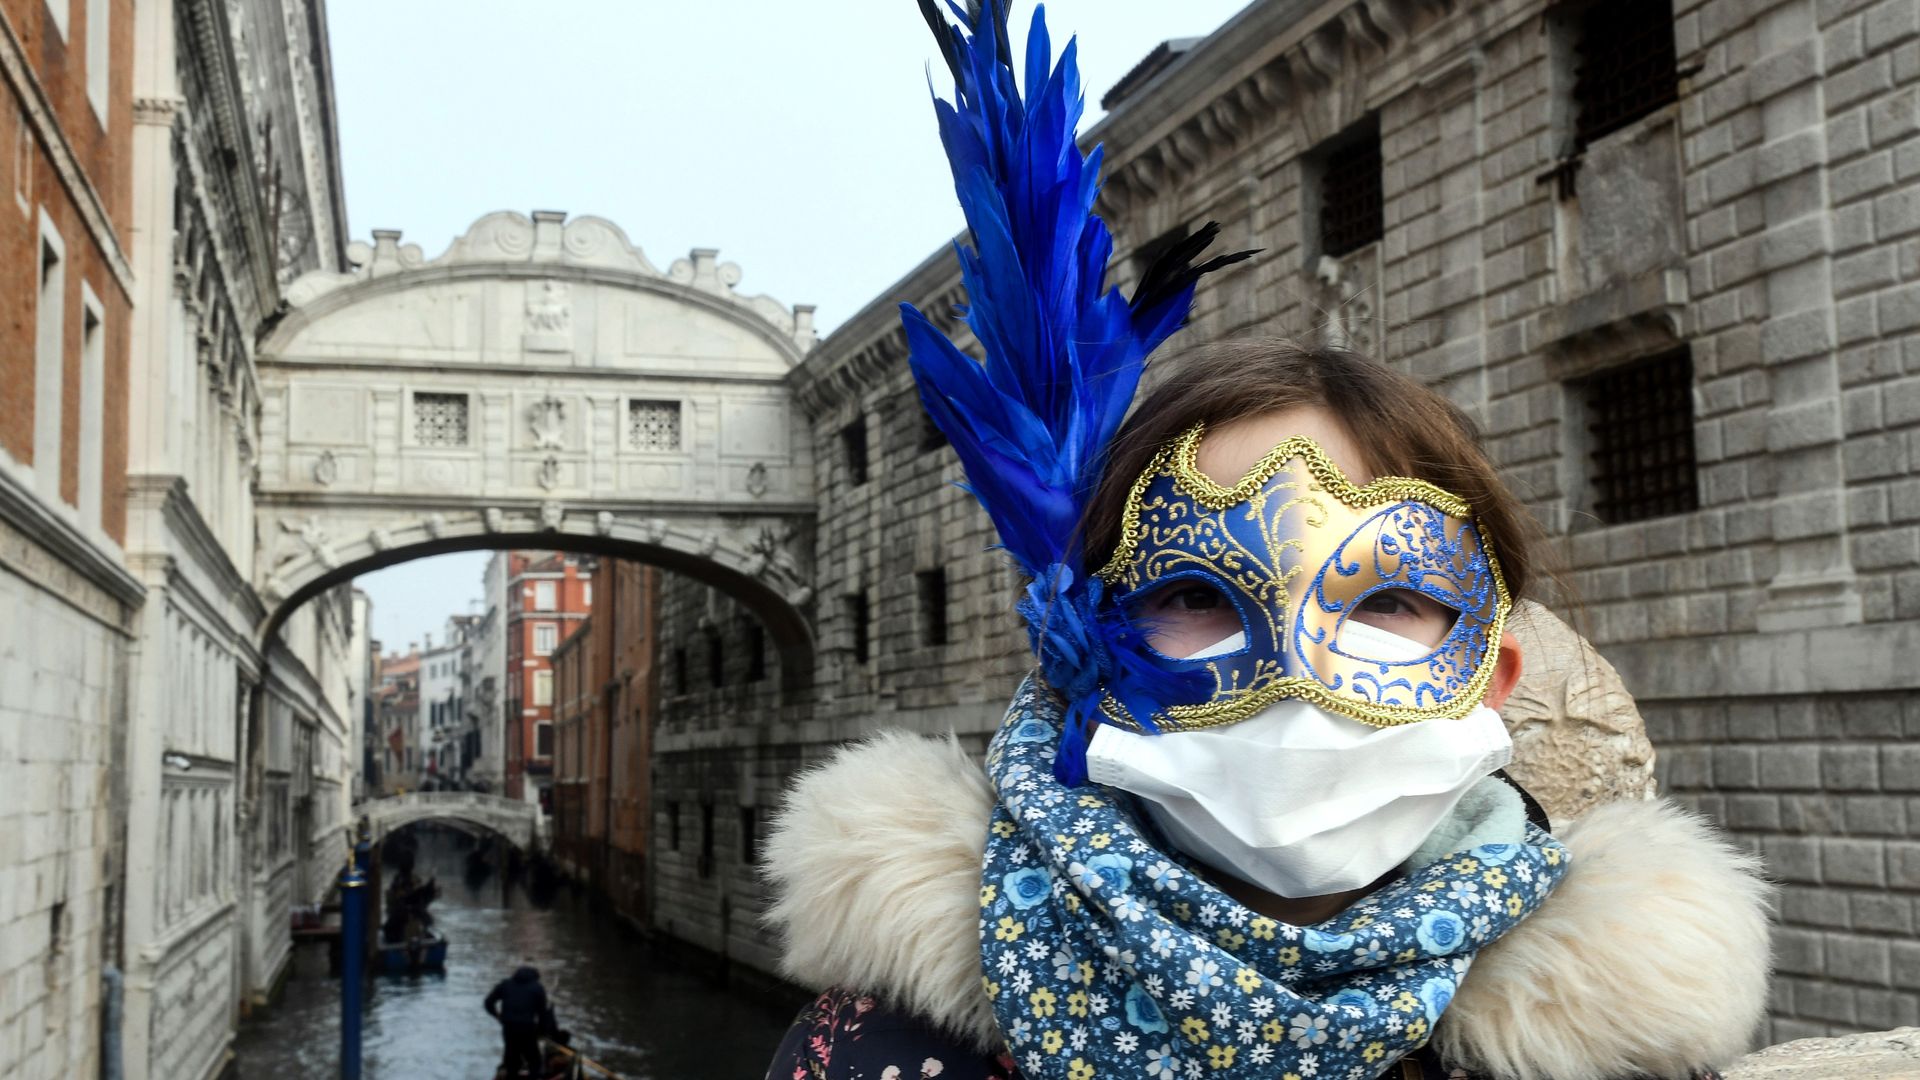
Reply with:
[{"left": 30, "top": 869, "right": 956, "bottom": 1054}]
[{"left": 1082, "top": 341, "right": 1545, "bottom": 604}]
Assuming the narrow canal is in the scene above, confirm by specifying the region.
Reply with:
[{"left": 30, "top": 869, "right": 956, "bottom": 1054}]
[{"left": 234, "top": 828, "right": 803, "bottom": 1079}]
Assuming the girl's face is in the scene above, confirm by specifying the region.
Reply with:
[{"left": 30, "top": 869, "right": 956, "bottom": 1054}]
[{"left": 1135, "top": 404, "right": 1459, "bottom": 659}]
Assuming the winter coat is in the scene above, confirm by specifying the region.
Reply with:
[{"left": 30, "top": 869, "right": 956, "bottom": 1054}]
[
  {"left": 485, "top": 966, "right": 550, "bottom": 1027},
  {"left": 760, "top": 732, "right": 1772, "bottom": 1080}
]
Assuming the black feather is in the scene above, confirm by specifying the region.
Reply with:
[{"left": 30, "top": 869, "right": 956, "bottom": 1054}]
[
  {"left": 917, "top": 0, "right": 965, "bottom": 83},
  {"left": 1128, "top": 222, "right": 1260, "bottom": 323}
]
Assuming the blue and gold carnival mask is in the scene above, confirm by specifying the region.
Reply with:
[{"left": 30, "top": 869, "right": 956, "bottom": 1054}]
[{"left": 1096, "top": 423, "right": 1511, "bottom": 733}]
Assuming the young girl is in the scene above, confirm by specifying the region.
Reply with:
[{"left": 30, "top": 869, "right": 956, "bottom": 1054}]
[{"left": 762, "top": 9, "right": 1770, "bottom": 1080}]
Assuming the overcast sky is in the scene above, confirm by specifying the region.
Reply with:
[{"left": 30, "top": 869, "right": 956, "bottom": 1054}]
[{"left": 335, "top": 0, "right": 1255, "bottom": 652}]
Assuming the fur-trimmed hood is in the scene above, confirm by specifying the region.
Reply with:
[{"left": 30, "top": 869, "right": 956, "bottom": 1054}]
[{"left": 762, "top": 731, "right": 1774, "bottom": 1080}]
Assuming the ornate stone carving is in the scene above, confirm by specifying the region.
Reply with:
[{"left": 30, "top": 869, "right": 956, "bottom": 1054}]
[
  {"left": 644, "top": 518, "right": 669, "bottom": 543},
  {"left": 539, "top": 502, "right": 563, "bottom": 530},
  {"left": 537, "top": 455, "right": 561, "bottom": 491},
  {"left": 277, "top": 516, "right": 335, "bottom": 569},
  {"left": 311, "top": 450, "right": 338, "bottom": 487},
  {"left": 698, "top": 532, "right": 720, "bottom": 558},
  {"left": 368, "top": 527, "right": 393, "bottom": 552},
  {"left": 745, "top": 462, "right": 770, "bottom": 498},
  {"left": 483, "top": 507, "right": 504, "bottom": 533},
  {"left": 1501, "top": 602, "right": 1658, "bottom": 824},
  {"left": 424, "top": 513, "right": 448, "bottom": 538},
  {"left": 594, "top": 510, "right": 614, "bottom": 536},
  {"left": 529, "top": 395, "right": 566, "bottom": 450},
  {"left": 523, "top": 282, "right": 571, "bottom": 352},
  {"left": 748, "top": 524, "right": 802, "bottom": 583}
]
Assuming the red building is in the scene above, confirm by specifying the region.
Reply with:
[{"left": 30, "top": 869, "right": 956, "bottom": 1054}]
[
  {"left": 502, "top": 552, "right": 593, "bottom": 810},
  {"left": 551, "top": 561, "right": 659, "bottom": 916}
]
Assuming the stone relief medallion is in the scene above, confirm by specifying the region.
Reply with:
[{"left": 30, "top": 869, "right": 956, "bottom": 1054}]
[
  {"left": 745, "top": 461, "right": 770, "bottom": 498},
  {"left": 529, "top": 395, "right": 566, "bottom": 449},
  {"left": 523, "top": 281, "right": 572, "bottom": 352},
  {"left": 538, "top": 455, "right": 562, "bottom": 491},
  {"left": 312, "top": 450, "right": 339, "bottom": 487}
]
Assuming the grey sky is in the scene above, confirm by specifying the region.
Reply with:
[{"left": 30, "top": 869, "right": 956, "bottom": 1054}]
[{"left": 336, "top": 0, "right": 1254, "bottom": 650}]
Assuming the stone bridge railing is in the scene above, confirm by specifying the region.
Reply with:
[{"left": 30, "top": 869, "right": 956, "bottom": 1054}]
[{"left": 360, "top": 791, "right": 546, "bottom": 852}]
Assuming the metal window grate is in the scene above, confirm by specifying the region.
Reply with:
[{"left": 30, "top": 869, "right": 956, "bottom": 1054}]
[
  {"left": 412, "top": 392, "right": 469, "bottom": 447},
  {"left": 1319, "top": 117, "right": 1384, "bottom": 258},
  {"left": 845, "top": 590, "right": 871, "bottom": 664},
  {"left": 1574, "top": 0, "right": 1678, "bottom": 149},
  {"left": 627, "top": 399, "right": 682, "bottom": 451},
  {"left": 842, "top": 418, "right": 870, "bottom": 485},
  {"left": 1581, "top": 348, "right": 1698, "bottom": 524},
  {"left": 918, "top": 568, "right": 949, "bottom": 647}
]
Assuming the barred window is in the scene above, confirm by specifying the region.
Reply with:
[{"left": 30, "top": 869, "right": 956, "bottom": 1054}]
[
  {"left": 918, "top": 568, "right": 949, "bottom": 647},
  {"left": 627, "top": 399, "right": 682, "bottom": 451},
  {"left": 1317, "top": 116, "right": 1383, "bottom": 259},
  {"left": 842, "top": 417, "right": 870, "bottom": 486},
  {"left": 845, "top": 590, "right": 871, "bottom": 664},
  {"left": 1572, "top": 0, "right": 1678, "bottom": 149},
  {"left": 1578, "top": 348, "right": 1698, "bottom": 524},
  {"left": 412, "top": 392, "right": 470, "bottom": 447},
  {"left": 746, "top": 623, "right": 766, "bottom": 682}
]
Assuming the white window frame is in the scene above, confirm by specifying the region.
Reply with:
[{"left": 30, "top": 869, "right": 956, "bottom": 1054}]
[
  {"left": 532, "top": 669, "right": 553, "bottom": 707},
  {"left": 532, "top": 580, "right": 556, "bottom": 612},
  {"left": 84, "top": 0, "right": 107, "bottom": 124},
  {"left": 532, "top": 622, "right": 557, "bottom": 656},
  {"left": 45, "top": 0, "right": 69, "bottom": 41},
  {"left": 77, "top": 283, "right": 103, "bottom": 530},
  {"left": 12, "top": 112, "right": 32, "bottom": 215},
  {"left": 34, "top": 211, "right": 65, "bottom": 504}
]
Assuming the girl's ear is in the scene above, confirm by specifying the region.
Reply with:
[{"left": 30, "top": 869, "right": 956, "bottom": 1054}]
[{"left": 1483, "top": 633, "right": 1524, "bottom": 713}]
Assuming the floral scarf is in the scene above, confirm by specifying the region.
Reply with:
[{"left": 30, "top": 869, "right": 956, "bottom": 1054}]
[{"left": 979, "top": 678, "right": 1571, "bottom": 1080}]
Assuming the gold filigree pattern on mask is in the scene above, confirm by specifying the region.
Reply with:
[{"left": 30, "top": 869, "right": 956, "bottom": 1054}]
[{"left": 1094, "top": 424, "right": 1511, "bottom": 733}]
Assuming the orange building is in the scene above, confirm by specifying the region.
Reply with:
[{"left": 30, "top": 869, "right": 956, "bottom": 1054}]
[
  {"left": 551, "top": 560, "right": 658, "bottom": 918},
  {"left": 1, "top": 0, "right": 133, "bottom": 539},
  {"left": 502, "top": 551, "right": 594, "bottom": 809}
]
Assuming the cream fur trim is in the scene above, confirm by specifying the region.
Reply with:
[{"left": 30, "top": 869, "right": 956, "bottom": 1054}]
[
  {"left": 1434, "top": 799, "right": 1775, "bottom": 1079},
  {"left": 760, "top": 731, "right": 1003, "bottom": 1051},
  {"left": 763, "top": 734, "right": 1775, "bottom": 1075}
]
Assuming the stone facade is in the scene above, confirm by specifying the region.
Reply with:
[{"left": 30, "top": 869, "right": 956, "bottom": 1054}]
[
  {"left": 115, "top": 1, "right": 357, "bottom": 1078},
  {"left": 648, "top": 0, "right": 1920, "bottom": 1045}
]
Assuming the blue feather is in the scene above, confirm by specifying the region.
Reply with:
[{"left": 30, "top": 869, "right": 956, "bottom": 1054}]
[{"left": 905, "top": 2, "right": 1238, "bottom": 783}]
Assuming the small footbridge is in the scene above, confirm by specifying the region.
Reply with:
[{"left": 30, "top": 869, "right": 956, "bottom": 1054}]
[{"left": 360, "top": 791, "right": 547, "bottom": 852}]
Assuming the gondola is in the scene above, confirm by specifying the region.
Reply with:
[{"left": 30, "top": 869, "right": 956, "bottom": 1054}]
[{"left": 373, "top": 930, "right": 448, "bottom": 973}]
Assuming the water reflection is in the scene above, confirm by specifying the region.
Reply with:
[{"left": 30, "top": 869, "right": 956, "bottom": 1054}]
[{"left": 234, "top": 828, "right": 802, "bottom": 1078}]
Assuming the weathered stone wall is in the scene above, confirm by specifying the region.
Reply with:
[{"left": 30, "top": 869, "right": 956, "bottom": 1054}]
[
  {"left": 0, "top": 559, "right": 129, "bottom": 1080},
  {"left": 648, "top": 0, "right": 1920, "bottom": 1045}
]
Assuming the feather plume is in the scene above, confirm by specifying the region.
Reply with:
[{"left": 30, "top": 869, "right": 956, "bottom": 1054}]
[{"left": 903, "top": 1, "right": 1253, "bottom": 783}]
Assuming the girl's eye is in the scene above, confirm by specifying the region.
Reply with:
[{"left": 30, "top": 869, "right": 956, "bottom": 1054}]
[
  {"left": 1358, "top": 591, "right": 1416, "bottom": 617},
  {"left": 1161, "top": 586, "right": 1224, "bottom": 612}
]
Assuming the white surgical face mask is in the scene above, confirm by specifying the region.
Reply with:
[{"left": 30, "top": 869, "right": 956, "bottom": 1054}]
[{"left": 1086, "top": 621, "right": 1512, "bottom": 899}]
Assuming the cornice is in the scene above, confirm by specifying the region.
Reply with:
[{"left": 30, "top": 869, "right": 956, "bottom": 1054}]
[
  {"left": 0, "top": 7, "right": 136, "bottom": 295},
  {"left": 0, "top": 458, "right": 144, "bottom": 610},
  {"left": 126, "top": 473, "right": 267, "bottom": 625}
]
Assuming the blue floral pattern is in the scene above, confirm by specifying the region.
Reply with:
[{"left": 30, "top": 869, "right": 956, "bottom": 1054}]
[{"left": 979, "top": 679, "right": 1571, "bottom": 1079}]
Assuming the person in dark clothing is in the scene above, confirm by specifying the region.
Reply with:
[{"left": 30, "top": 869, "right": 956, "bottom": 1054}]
[{"left": 484, "top": 966, "right": 549, "bottom": 1079}]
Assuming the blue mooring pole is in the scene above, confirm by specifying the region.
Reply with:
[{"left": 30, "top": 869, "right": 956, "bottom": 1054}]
[{"left": 339, "top": 844, "right": 368, "bottom": 1080}]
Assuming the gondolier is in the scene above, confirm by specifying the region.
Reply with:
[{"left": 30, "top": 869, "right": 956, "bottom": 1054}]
[{"left": 484, "top": 965, "right": 553, "bottom": 1079}]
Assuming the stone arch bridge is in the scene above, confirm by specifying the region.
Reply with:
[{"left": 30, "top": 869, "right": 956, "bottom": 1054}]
[
  {"left": 361, "top": 791, "right": 547, "bottom": 852},
  {"left": 253, "top": 210, "right": 820, "bottom": 689}
]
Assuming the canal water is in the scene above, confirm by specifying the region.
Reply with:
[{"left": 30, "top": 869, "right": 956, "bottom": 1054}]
[{"left": 234, "top": 828, "right": 804, "bottom": 1079}]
